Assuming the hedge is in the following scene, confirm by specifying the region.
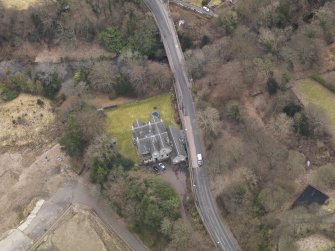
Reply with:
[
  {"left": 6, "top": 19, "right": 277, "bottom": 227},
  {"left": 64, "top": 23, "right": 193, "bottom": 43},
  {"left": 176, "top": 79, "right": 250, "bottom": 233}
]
[{"left": 310, "top": 74, "right": 335, "bottom": 93}]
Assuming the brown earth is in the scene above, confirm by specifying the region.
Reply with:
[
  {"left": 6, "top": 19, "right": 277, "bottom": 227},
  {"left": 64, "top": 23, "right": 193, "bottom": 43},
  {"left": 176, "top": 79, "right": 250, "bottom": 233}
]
[
  {"left": 0, "top": 94, "right": 57, "bottom": 150},
  {"left": 35, "top": 205, "right": 131, "bottom": 251},
  {"left": 0, "top": 143, "right": 74, "bottom": 237}
]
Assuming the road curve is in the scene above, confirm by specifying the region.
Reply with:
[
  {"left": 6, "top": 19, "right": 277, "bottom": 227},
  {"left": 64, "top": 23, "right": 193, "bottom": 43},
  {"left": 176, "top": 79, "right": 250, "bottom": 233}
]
[{"left": 144, "top": 0, "right": 241, "bottom": 250}]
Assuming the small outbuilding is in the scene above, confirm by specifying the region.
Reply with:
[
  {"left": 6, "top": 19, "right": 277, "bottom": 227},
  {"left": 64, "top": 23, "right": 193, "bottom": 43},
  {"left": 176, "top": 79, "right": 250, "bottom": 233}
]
[
  {"left": 168, "top": 126, "right": 187, "bottom": 164},
  {"left": 291, "top": 185, "right": 329, "bottom": 209}
]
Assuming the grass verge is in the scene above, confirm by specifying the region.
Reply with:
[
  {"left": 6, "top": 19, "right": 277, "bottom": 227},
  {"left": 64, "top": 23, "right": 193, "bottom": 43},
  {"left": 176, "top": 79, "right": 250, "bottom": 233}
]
[
  {"left": 105, "top": 93, "right": 176, "bottom": 162},
  {"left": 184, "top": 0, "right": 222, "bottom": 7},
  {"left": 293, "top": 79, "right": 335, "bottom": 140},
  {"left": 0, "top": 0, "right": 44, "bottom": 10},
  {"left": 310, "top": 74, "right": 335, "bottom": 93}
]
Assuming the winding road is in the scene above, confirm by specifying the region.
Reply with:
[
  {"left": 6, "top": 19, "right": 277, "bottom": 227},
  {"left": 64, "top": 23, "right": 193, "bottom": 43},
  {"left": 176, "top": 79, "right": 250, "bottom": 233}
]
[{"left": 144, "top": 0, "right": 241, "bottom": 250}]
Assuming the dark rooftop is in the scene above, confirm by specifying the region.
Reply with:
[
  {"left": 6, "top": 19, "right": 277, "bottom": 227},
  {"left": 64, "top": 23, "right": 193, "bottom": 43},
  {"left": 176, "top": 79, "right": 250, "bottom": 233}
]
[{"left": 291, "top": 185, "right": 329, "bottom": 209}]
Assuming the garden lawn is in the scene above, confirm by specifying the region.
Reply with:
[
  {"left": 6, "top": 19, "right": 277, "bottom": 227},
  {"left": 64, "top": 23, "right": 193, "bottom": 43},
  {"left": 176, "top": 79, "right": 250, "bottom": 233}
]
[
  {"left": 106, "top": 93, "right": 176, "bottom": 162},
  {"left": 0, "top": 0, "right": 44, "bottom": 10},
  {"left": 294, "top": 79, "right": 335, "bottom": 141},
  {"left": 185, "top": 0, "right": 221, "bottom": 7}
]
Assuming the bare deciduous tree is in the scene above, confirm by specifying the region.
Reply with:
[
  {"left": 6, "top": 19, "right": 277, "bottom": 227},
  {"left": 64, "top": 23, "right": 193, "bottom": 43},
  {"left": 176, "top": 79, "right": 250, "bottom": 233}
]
[
  {"left": 197, "top": 106, "right": 221, "bottom": 136},
  {"left": 88, "top": 61, "right": 118, "bottom": 93}
]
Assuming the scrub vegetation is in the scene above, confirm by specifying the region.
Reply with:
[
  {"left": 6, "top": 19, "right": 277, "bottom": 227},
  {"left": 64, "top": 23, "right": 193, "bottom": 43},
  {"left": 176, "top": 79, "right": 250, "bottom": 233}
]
[{"left": 171, "top": 0, "right": 335, "bottom": 250}]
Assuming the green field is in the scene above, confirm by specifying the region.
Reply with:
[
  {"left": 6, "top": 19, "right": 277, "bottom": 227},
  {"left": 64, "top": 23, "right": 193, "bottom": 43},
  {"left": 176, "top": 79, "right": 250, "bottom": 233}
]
[
  {"left": 105, "top": 93, "right": 176, "bottom": 162},
  {"left": 185, "top": 0, "right": 222, "bottom": 7},
  {"left": 294, "top": 79, "right": 335, "bottom": 140}
]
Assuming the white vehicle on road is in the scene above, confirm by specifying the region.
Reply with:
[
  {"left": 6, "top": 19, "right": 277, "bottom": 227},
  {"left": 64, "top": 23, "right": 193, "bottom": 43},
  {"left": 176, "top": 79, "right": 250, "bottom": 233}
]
[
  {"left": 197, "top": 153, "right": 203, "bottom": 166},
  {"left": 202, "top": 6, "right": 210, "bottom": 12},
  {"left": 158, "top": 162, "right": 166, "bottom": 171}
]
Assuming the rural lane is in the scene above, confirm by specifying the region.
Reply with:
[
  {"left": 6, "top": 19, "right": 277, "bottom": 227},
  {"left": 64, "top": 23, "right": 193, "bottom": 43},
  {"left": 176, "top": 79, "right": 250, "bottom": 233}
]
[{"left": 144, "top": 0, "right": 241, "bottom": 250}]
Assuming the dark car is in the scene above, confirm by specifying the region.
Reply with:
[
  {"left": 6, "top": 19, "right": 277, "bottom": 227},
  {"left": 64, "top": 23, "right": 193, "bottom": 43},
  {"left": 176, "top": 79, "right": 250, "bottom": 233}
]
[{"left": 153, "top": 165, "right": 160, "bottom": 174}]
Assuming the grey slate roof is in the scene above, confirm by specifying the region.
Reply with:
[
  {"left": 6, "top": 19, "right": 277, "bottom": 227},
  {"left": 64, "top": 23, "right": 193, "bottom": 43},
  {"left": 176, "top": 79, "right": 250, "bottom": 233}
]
[
  {"left": 132, "top": 116, "right": 171, "bottom": 158},
  {"left": 168, "top": 126, "right": 186, "bottom": 158}
]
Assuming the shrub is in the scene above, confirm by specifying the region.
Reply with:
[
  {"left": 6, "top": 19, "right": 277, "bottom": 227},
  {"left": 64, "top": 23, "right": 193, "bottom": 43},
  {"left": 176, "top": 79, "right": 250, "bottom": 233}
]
[
  {"left": 114, "top": 157, "right": 134, "bottom": 171},
  {"left": 267, "top": 77, "right": 279, "bottom": 95},
  {"left": 60, "top": 116, "right": 86, "bottom": 157},
  {"left": 41, "top": 72, "right": 61, "bottom": 99},
  {"left": 200, "top": 35, "right": 210, "bottom": 47},
  {"left": 293, "top": 112, "right": 310, "bottom": 136},
  {"left": 10, "top": 72, "right": 33, "bottom": 91},
  {"left": 99, "top": 27, "right": 124, "bottom": 54},
  {"left": 10, "top": 71, "right": 61, "bottom": 99},
  {"left": 311, "top": 74, "right": 335, "bottom": 93},
  {"left": 283, "top": 103, "right": 302, "bottom": 117},
  {"left": 127, "top": 20, "right": 162, "bottom": 58},
  {"left": 57, "top": 0, "right": 69, "bottom": 14},
  {"left": 273, "top": 1, "right": 291, "bottom": 28},
  {"left": 202, "top": 0, "right": 210, "bottom": 6},
  {"left": 36, "top": 99, "right": 45, "bottom": 107},
  {"left": 0, "top": 84, "right": 19, "bottom": 101},
  {"left": 218, "top": 10, "right": 238, "bottom": 35},
  {"left": 91, "top": 157, "right": 109, "bottom": 184},
  {"left": 74, "top": 66, "right": 90, "bottom": 83},
  {"left": 31, "top": 13, "right": 44, "bottom": 38},
  {"left": 178, "top": 33, "right": 193, "bottom": 51},
  {"left": 116, "top": 74, "right": 136, "bottom": 97},
  {"left": 227, "top": 101, "right": 241, "bottom": 122},
  {"left": 128, "top": 177, "right": 180, "bottom": 239}
]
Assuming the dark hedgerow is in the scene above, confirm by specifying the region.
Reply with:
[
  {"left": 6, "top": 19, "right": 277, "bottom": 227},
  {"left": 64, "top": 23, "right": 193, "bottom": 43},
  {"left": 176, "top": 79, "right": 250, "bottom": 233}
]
[
  {"left": 267, "top": 77, "right": 279, "bottom": 95},
  {"left": 293, "top": 112, "right": 311, "bottom": 136},
  {"left": 283, "top": 103, "right": 302, "bottom": 117}
]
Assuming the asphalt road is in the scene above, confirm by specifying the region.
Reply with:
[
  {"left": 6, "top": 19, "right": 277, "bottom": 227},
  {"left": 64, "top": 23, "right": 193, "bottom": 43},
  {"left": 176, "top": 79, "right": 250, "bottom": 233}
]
[{"left": 144, "top": 0, "right": 241, "bottom": 250}]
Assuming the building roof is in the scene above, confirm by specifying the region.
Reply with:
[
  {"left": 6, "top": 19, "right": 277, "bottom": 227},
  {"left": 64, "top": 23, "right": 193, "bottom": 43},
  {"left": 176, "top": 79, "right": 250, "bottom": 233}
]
[
  {"left": 132, "top": 116, "right": 171, "bottom": 157},
  {"left": 291, "top": 185, "right": 329, "bottom": 209},
  {"left": 168, "top": 126, "right": 186, "bottom": 158}
]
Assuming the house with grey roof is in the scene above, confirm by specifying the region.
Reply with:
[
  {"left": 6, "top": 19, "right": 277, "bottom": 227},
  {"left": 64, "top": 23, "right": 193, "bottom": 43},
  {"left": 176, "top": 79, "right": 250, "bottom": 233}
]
[
  {"left": 132, "top": 115, "right": 187, "bottom": 164},
  {"left": 168, "top": 126, "right": 187, "bottom": 164}
]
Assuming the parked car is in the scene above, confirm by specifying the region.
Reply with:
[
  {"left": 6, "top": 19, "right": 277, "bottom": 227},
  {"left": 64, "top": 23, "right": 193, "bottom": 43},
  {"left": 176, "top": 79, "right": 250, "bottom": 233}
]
[
  {"left": 197, "top": 153, "right": 203, "bottom": 166},
  {"left": 158, "top": 162, "right": 166, "bottom": 171},
  {"left": 153, "top": 165, "right": 160, "bottom": 174},
  {"left": 202, "top": 6, "right": 210, "bottom": 12}
]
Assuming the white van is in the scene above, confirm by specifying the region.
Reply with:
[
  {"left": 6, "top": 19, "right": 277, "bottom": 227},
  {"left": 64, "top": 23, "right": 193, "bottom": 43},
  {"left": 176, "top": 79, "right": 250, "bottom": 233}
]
[{"left": 197, "top": 153, "right": 203, "bottom": 166}]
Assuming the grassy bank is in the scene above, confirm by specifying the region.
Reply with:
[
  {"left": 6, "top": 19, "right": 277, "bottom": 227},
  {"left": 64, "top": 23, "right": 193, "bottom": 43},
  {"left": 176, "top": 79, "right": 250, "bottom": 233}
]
[
  {"left": 105, "top": 93, "right": 176, "bottom": 162},
  {"left": 185, "top": 0, "right": 221, "bottom": 7},
  {"left": 294, "top": 79, "right": 335, "bottom": 140}
]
